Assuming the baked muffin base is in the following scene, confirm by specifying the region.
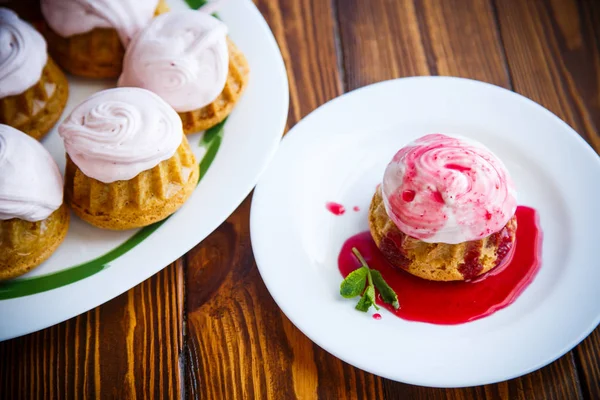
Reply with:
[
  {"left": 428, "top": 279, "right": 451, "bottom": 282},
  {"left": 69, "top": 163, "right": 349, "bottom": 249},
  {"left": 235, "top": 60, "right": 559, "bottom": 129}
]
[
  {"left": 0, "top": 203, "right": 70, "bottom": 280},
  {"left": 369, "top": 187, "right": 517, "bottom": 281},
  {"left": 179, "top": 39, "right": 250, "bottom": 134},
  {"left": 0, "top": 57, "right": 68, "bottom": 140},
  {"left": 41, "top": 0, "right": 168, "bottom": 79},
  {"left": 64, "top": 136, "right": 198, "bottom": 230}
]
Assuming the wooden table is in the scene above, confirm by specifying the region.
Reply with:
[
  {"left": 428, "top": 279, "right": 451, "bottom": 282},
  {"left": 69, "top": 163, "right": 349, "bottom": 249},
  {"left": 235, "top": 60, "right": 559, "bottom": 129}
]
[{"left": 2, "top": 0, "right": 600, "bottom": 398}]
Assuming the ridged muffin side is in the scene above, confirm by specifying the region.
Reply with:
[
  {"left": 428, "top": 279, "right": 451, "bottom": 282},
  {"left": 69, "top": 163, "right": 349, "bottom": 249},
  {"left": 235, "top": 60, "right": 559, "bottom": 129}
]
[
  {"left": 369, "top": 187, "right": 517, "bottom": 281},
  {"left": 0, "top": 57, "right": 68, "bottom": 140},
  {"left": 64, "top": 135, "right": 198, "bottom": 230},
  {"left": 0, "top": 203, "right": 70, "bottom": 280},
  {"left": 179, "top": 39, "right": 249, "bottom": 134}
]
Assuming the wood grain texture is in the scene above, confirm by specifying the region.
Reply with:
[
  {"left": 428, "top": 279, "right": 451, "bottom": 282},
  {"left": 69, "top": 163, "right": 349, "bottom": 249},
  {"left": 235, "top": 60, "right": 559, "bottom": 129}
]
[
  {"left": 336, "top": 0, "right": 430, "bottom": 88},
  {"left": 183, "top": 197, "right": 386, "bottom": 400},
  {"left": 494, "top": 2, "right": 600, "bottom": 397},
  {"left": 0, "top": 261, "right": 183, "bottom": 400},
  {"left": 492, "top": 1, "right": 600, "bottom": 397},
  {"left": 184, "top": 1, "right": 390, "bottom": 398},
  {"left": 185, "top": 198, "right": 297, "bottom": 399},
  {"left": 576, "top": 330, "right": 600, "bottom": 400},
  {"left": 494, "top": 0, "right": 600, "bottom": 151},
  {"left": 252, "top": 0, "right": 343, "bottom": 127},
  {"left": 417, "top": 0, "right": 509, "bottom": 86}
]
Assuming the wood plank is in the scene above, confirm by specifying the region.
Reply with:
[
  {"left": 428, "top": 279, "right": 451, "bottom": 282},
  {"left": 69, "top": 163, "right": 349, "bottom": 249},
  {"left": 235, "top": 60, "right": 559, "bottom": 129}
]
[
  {"left": 495, "top": 0, "right": 600, "bottom": 151},
  {"left": 417, "top": 0, "right": 509, "bottom": 87},
  {"left": 337, "top": 0, "right": 586, "bottom": 398},
  {"left": 185, "top": 200, "right": 295, "bottom": 399},
  {"left": 576, "top": 330, "right": 600, "bottom": 400},
  {"left": 494, "top": 0, "right": 600, "bottom": 397},
  {"left": 252, "top": 0, "right": 343, "bottom": 126},
  {"left": 337, "top": 0, "right": 508, "bottom": 88},
  {"left": 0, "top": 262, "right": 184, "bottom": 400},
  {"left": 184, "top": 196, "right": 388, "bottom": 400},
  {"left": 183, "top": 1, "right": 384, "bottom": 397},
  {"left": 336, "top": 0, "right": 430, "bottom": 88}
]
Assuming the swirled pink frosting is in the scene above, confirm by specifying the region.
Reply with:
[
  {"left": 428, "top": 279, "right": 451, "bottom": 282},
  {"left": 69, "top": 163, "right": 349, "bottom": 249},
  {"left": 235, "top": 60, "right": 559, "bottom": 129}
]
[
  {"left": 40, "top": 0, "right": 159, "bottom": 46},
  {"left": 0, "top": 8, "right": 48, "bottom": 98},
  {"left": 58, "top": 87, "right": 182, "bottom": 183},
  {"left": 0, "top": 124, "right": 63, "bottom": 222},
  {"left": 118, "top": 10, "right": 228, "bottom": 112},
  {"left": 382, "top": 134, "right": 517, "bottom": 244}
]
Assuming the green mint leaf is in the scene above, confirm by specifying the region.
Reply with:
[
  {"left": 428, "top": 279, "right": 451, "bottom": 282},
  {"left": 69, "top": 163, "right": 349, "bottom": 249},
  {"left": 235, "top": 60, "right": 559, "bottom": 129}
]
[
  {"left": 343, "top": 247, "right": 383, "bottom": 313},
  {"left": 371, "top": 270, "right": 399, "bottom": 310},
  {"left": 355, "top": 285, "right": 376, "bottom": 312},
  {"left": 340, "top": 267, "right": 368, "bottom": 298},
  {"left": 366, "top": 274, "right": 380, "bottom": 311}
]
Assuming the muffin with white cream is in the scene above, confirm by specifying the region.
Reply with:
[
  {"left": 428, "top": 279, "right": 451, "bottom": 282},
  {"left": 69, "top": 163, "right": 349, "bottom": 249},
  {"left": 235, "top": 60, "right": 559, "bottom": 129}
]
[{"left": 369, "top": 134, "right": 518, "bottom": 281}]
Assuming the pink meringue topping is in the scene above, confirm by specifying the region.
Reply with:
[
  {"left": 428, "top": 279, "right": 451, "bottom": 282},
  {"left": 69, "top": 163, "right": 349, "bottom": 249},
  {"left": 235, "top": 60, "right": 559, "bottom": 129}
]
[
  {"left": 0, "top": 8, "right": 48, "bottom": 98},
  {"left": 40, "top": 0, "right": 159, "bottom": 46},
  {"left": 118, "top": 10, "right": 228, "bottom": 112},
  {"left": 0, "top": 124, "right": 63, "bottom": 222},
  {"left": 382, "top": 134, "right": 517, "bottom": 244},
  {"left": 58, "top": 87, "right": 182, "bottom": 184}
]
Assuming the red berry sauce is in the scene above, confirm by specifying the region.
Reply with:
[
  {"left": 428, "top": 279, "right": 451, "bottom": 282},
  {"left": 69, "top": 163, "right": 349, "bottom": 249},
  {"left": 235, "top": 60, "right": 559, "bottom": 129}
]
[
  {"left": 338, "top": 206, "right": 542, "bottom": 324},
  {"left": 326, "top": 202, "right": 346, "bottom": 215}
]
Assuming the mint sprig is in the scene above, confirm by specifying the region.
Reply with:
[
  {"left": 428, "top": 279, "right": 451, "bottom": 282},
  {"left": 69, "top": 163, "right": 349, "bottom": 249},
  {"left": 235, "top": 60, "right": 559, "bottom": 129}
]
[
  {"left": 340, "top": 266, "right": 368, "bottom": 298},
  {"left": 355, "top": 285, "right": 377, "bottom": 312},
  {"left": 339, "top": 247, "right": 399, "bottom": 313},
  {"left": 371, "top": 270, "right": 399, "bottom": 310}
]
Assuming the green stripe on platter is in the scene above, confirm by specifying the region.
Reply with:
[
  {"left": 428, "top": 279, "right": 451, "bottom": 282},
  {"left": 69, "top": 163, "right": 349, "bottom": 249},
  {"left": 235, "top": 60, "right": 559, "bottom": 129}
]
[
  {"left": 198, "top": 118, "right": 227, "bottom": 183},
  {"left": 184, "top": 0, "right": 208, "bottom": 9},
  {"left": 184, "top": 0, "right": 219, "bottom": 17},
  {"left": 199, "top": 135, "right": 222, "bottom": 183},
  {"left": 0, "top": 126, "right": 225, "bottom": 300},
  {"left": 200, "top": 117, "right": 227, "bottom": 146},
  {"left": 0, "top": 222, "right": 162, "bottom": 300}
]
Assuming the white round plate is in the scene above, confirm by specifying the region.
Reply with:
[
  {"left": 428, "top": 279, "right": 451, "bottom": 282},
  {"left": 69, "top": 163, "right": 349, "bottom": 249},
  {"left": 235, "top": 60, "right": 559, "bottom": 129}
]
[
  {"left": 250, "top": 77, "right": 600, "bottom": 387},
  {"left": 0, "top": 0, "right": 288, "bottom": 341}
]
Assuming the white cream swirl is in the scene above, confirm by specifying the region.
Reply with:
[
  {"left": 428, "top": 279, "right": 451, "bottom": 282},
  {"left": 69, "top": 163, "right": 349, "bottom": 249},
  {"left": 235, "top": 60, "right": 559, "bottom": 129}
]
[
  {"left": 0, "top": 8, "right": 48, "bottom": 98},
  {"left": 40, "top": 0, "right": 159, "bottom": 46},
  {"left": 58, "top": 87, "right": 183, "bottom": 183},
  {"left": 0, "top": 124, "right": 63, "bottom": 222},
  {"left": 118, "top": 10, "right": 229, "bottom": 112},
  {"left": 382, "top": 134, "right": 517, "bottom": 244}
]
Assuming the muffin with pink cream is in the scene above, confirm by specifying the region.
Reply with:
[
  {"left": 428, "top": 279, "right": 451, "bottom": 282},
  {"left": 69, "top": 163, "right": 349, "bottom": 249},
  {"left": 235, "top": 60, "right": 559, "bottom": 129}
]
[
  {"left": 118, "top": 10, "right": 249, "bottom": 134},
  {"left": 40, "top": 0, "right": 169, "bottom": 78},
  {"left": 369, "top": 134, "right": 517, "bottom": 281},
  {"left": 59, "top": 87, "right": 198, "bottom": 230},
  {"left": 0, "top": 8, "right": 68, "bottom": 140},
  {"left": 0, "top": 124, "right": 69, "bottom": 280}
]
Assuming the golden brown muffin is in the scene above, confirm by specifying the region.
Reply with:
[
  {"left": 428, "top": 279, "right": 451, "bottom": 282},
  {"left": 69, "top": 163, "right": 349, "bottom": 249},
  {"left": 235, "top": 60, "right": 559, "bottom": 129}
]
[
  {"left": 40, "top": 0, "right": 168, "bottom": 79},
  {"left": 179, "top": 39, "right": 250, "bottom": 134},
  {"left": 64, "top": 135, "right": 198, "bottom": 230},
  {"left": 369, "top": 187, "right": 517, "bottom": 281},
  {"left": 0, "top": 204, "right": 70, "bottom": 280},
  {"left": 0, "top": 57, "right": 68, "bottom": 140}
]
